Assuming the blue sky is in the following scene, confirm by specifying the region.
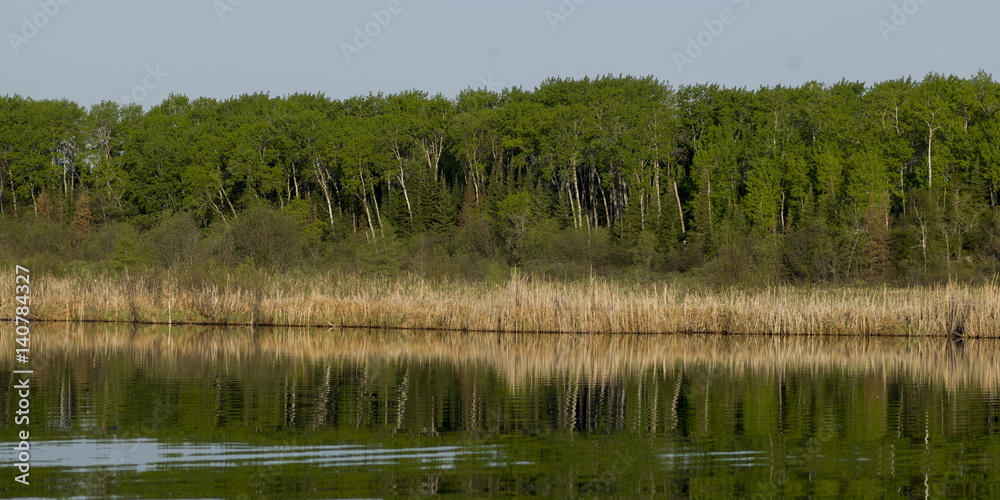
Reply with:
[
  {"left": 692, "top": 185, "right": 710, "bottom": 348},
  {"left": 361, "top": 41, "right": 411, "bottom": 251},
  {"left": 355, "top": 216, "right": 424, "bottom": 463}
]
[{"left": 2, "top": 0, "right": 996, "bottom": 108}]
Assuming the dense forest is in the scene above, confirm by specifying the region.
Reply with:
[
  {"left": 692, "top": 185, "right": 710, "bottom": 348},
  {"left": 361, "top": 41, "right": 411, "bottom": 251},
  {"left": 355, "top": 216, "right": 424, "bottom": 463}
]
[{"left": 3, "top": 72, "right": 1000, "bottom": 284}]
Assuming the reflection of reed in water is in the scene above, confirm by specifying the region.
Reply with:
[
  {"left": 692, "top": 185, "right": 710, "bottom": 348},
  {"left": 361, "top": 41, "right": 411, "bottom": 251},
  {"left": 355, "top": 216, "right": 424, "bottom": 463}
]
[
  {"left": 8, "top": 323, "right": 1000, "bottom": 392},
  {"left": 3, "top": 269, "right": 1000, "bottom": 336}
]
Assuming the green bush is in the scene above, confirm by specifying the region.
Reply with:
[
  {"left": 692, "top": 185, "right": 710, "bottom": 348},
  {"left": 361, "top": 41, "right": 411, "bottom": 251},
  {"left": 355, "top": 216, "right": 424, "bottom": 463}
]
[
  {"left": 104, "top": 222, "right": 152, "bottom": 271},
  {"left": 145, "top": 212, "right": 199, "bottom": 268},
  {"left": 455, "top": 205, "right": 498, "bottom": 259},
  {"left": 282, "top": 199, "right": 328, "bottom": 261},
  {"left": 230, "top": 205, "right": 304, "bottom": 269},
  {"left": 356, "top": 226, "right": 407, "bottom": 275}
]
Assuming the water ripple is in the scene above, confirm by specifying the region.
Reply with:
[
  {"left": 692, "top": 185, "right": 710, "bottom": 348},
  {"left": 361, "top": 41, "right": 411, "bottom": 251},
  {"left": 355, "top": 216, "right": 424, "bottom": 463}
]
[{"left": 1, "top": 439, "right": 500, "bottom": 473}]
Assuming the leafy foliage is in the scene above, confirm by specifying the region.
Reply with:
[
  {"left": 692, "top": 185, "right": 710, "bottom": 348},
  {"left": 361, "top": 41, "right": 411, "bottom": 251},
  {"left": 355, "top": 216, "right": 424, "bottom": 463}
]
[{"left": 3, "top": 72, "right": 1000, "bottom": 282}]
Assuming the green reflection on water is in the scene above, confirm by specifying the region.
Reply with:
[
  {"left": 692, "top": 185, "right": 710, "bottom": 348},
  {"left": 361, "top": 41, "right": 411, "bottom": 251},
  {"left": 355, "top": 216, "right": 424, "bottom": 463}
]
[{"left": 2, "top": 324, "right": 1000, "bottom": 498}]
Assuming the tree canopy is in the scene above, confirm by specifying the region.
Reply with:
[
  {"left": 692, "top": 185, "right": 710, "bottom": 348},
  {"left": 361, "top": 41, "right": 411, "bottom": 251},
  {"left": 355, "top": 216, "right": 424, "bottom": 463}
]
[{"left": 4, "top": 72, "right": 1000, "bottom": 283}]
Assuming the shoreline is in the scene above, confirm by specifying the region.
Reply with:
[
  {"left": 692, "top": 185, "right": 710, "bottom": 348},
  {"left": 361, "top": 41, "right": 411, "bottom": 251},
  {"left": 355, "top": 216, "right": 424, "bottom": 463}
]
[{"left": 2, "top": 269, "right": 998, "bottom": 337}]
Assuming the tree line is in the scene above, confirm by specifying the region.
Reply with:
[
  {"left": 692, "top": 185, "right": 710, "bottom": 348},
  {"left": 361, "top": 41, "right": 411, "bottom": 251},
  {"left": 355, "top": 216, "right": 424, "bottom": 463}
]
[{"left": 3, "top": 72, "right": 1000, "bottom": 283}]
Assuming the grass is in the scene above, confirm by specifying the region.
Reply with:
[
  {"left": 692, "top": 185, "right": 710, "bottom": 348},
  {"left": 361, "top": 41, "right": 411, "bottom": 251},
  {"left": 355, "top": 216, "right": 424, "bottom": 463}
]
[{"left": 2, "top": 267, "right": 1000, "bottom": 336}]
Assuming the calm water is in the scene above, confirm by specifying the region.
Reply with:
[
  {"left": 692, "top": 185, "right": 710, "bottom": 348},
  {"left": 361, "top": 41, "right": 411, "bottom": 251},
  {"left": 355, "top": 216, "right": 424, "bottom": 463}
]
[{"left": 3, "top": 324, "right": 1000, "bottom": 498}]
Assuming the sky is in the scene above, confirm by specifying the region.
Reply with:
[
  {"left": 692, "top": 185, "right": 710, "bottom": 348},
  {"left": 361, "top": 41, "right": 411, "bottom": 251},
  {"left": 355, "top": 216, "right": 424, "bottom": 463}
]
[{"left": 2, "top": 0, "right": 997, "bottom": 108}]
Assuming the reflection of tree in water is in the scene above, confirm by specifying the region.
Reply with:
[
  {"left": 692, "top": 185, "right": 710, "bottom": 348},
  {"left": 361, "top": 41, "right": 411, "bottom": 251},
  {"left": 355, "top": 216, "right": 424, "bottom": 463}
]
[
  {"left": 9, "top": 323, "right": 1000, "bottom": 497},
  {"left": 556, "top": 376, "right": 628, "bottom": 433},
  {"left": 55, "top": 366, "right": 78, "bottom": 432},
  {"left": 12, "top": 323, "right": 1000, "bottom": 440}
]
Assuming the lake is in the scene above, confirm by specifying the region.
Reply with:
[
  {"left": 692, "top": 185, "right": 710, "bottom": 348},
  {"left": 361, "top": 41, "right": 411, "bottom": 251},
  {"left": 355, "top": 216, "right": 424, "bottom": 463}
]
[{"left": 3, "top": 324, "right": 1000, "bottom": 498}]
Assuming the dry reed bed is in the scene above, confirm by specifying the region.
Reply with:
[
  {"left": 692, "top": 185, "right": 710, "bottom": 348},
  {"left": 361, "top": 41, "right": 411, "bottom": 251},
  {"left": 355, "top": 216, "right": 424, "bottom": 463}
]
[
  {"left": 2, "top": 269, "right": 999, "bottom": 336},
  {"left": 8, "top": 324, "right": 1000, "bottom": 392}
]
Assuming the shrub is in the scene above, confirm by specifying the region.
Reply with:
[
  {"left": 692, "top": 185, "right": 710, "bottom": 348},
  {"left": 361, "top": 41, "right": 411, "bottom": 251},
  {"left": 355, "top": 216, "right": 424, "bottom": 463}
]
[
  {"left": 229, "top": 205, "right": 304, "bottom": 269},
  {"left": 145, "top": 211, "right": 199, "bottom": 268}
]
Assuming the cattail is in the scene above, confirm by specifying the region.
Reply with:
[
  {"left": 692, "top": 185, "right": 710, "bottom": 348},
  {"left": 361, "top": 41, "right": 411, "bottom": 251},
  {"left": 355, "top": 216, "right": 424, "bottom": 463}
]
[{"left": 1, "top": 268, "right": 998, "bottom": 337}]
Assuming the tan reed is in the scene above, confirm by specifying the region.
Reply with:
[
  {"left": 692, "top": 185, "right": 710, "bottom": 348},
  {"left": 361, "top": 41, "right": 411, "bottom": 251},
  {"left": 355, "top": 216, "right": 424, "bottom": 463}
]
[{"left": 1, "top": 268, "right": 998, "bottom": 337}]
